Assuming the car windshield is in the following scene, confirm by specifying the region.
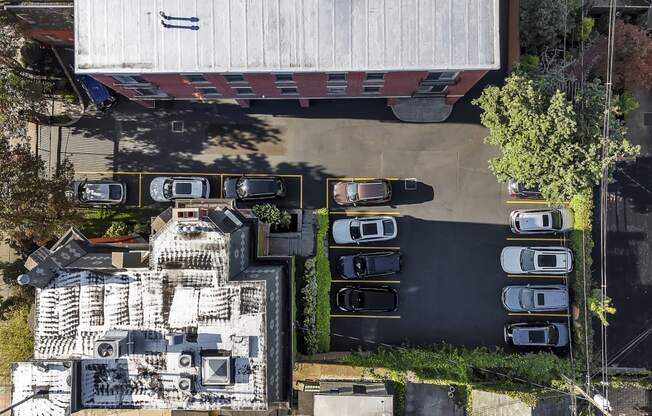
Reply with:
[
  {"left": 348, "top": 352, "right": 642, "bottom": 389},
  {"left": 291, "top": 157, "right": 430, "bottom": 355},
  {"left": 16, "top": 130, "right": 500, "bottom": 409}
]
[
  {"left": 548, "top": 325, "right": 559, "bottom": 344},
  {"left": 350, "top": 222, "right": 362, "bottom": 240},
  {"left": 163, "top": 179, "right": 174, "bottom": 199},
  {"left": 550, "top": 210, "right": 563, "bottom": 230},
  {"left": 236, "top": 181, "right": 248, "bottom": 198},
  {"left": 346, "top": 183, "right": 359, "bottom": 201},
  {"left": 519, "top": 289, "right": 535, "bottom": 309},
  {"left": 382, "top": 220, "right": 395, "bottom": 236},
  {"left": 78, "top": 183, "right": 90, "bottom": 202},
  {"left": 354, "top": 257, "right": 367, "bottom": 274},
  {"left": 351, "top": 291, "right": 364, "bottom": 308},
  {"left": 109, "top": 185, "right": 122, "bottom": 200},
  {"left": 520, "top": 249, "right": 536, "bottom": 271}
]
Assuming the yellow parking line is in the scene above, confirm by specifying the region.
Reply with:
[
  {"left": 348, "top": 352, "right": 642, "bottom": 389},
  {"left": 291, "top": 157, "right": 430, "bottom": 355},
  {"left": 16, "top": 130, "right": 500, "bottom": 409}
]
[
  {"left": 329, "top": 211, "right": 400, "bottom": 216},
  {"left": 507, "top": 274, "right": 567, "bottom": 279},
  {"left": 331, "top": 280, "right": 400, "bottom": 284},
  {"left": 506, "top": 200, "right": 549, "bottom": 204},
  {"left": 508, "top": 312, "right": 570, "bottom": 317},
  {"left": 506, "top": 237, "right": 566, "bottom": 241},
  {"left": 138, "top": 174, "right": 142, "bottom": 208},
  {"left": 330, "top": 246, "right": 400, "bottom": 250},
  {"left": 330, "top": 314, "right": 401, "bottom": 319},
  {"left": 221, "top": 173, "right": 303, "bottom": 178},
  {"left": 325, "top": 178, "right": 331, "bottom": 210},
  {"left": 328, "top": 177, "right": 401, "bottom": 181}
]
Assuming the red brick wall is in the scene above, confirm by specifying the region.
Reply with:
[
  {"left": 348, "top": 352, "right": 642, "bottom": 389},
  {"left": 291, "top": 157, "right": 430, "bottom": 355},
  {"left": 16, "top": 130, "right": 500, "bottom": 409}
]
[
  {"left": 244, "top": 73, "right": 281, "bottom": 98},
  {"left": 90, "top": 75, "right": 141, "bottom": 100},
  {"left": 345, "top": 72, "right": 365, "bottom": 96},
  {"left": 382, "top": 71, "right": 429, "bottom": 96},
  {"left": 294, "top": 73, "right": 328, "bottom": 96},
  {"left": 446, "top": 70, "right": 488, "bottom": 104},
  {"left": 142, "top": 74, "right": 198, "bottom": 98},
  {"left": 30, "top": 30, "right": 73, "bottom": 45}
]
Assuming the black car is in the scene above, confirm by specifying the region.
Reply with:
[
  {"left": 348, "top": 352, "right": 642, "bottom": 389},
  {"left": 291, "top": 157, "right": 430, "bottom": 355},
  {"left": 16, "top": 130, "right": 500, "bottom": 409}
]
[
  {"left": 336, "top": 286, "right": 398, "bottom": 312},
  {"left": 507, "top": 178, "right": 542, "bottom": 199},
  {"left": 337, "top": 252, "right": 402, "bottom": 279},
  {"left": 223, "top": 176, "right": 286, "bottom": 200},
  {"left": 68, "top": 180, "right": 126, "bottom": 206}
]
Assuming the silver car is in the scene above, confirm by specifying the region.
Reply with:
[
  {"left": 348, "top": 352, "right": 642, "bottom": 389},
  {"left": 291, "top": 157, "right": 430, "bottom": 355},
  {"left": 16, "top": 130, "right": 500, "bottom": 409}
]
[
  {"left": 504, "top": 322, "right": 569, "bottom": 348},
  {"left": 332, "top": 216, "right": 398, "bottom": 244},
  {"left": 501, "top": 285, "right": 569, "bottom": 312},
  {"left": 510, "top": 208, "right": 573, "bottom": 234},
  {"left": 149, "top": 176, "right": 210, "bottom": 202},
  {"left": 500, "top": 246, "right": 573, "bottom": 274}
]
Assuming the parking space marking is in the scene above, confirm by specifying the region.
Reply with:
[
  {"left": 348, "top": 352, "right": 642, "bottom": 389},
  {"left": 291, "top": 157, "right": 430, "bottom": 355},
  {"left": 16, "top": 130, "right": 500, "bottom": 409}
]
[
  {"left": 330, "top": 245, "right": 401, "bottom": 250},
  {"left": 506, "top": 237, "right": 566, "bottom": 242},
  {"left": 138, "top": 174, "right": 142, "bottom": 208},
  {"left": 330, "top": 314, "right": 401, "bottom": 319},
  {"left": 331, "top": 280, "right": 400, "bottom": 284},
  {"left": 507, "top": 274, "right": 567, "bottom": 279},
  {"left": 507, "top": 312, "right": 570, "bottom": 317},
  {"left": 329, "top": 211, "right": 401, "bottom": 216},
  {"left": 505, "top": 200, "right": 549, "bottom": 205}
]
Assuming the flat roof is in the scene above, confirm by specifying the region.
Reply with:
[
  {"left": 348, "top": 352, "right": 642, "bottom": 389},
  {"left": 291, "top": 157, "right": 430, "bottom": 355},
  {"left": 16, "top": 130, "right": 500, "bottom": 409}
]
[
  {"left": 74, "top": 0, "right": 500, "bottom": 74},
  {"left": 314, "top": 394, "right": 394, "bottom": 416}
]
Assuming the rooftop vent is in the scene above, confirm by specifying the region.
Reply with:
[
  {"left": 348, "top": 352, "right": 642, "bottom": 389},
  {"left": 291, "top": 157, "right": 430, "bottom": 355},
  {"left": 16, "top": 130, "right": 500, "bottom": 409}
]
[
  {"left": 93, "top": 330, "right": 129, "bottom": 359},
  {"left": 178, "top": 353, "right": 194, "bottom": 368},
  {"left": 201, "top": 352, "right": 232, "bottom": 386},
  {"left": 176, "top": 375, "right": 194, "bottom": 392}
]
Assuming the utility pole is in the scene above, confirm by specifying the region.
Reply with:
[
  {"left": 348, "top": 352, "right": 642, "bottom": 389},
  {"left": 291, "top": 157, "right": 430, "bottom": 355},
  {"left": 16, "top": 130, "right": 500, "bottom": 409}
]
[{"left": 562, "top": 375, "right": 612, "bottom": 416}]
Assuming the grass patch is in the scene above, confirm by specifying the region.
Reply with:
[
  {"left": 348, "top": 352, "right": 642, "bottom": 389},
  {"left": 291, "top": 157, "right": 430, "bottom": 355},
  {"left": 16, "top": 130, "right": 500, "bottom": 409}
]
[
  {"left": 314, "top": 208, "right": 331, "bottom": 352},
  {"left": 0, "top": 304, "right": 33, "bottom": 383},
  {"left": 567, "top": 191, "right": 595, "bottom": 375},
  {"left": 341, "top": 345, "right": 573, "bottom": 407},
  {"left": 79, "top": 207, "right": 161, "bottom": 238}
]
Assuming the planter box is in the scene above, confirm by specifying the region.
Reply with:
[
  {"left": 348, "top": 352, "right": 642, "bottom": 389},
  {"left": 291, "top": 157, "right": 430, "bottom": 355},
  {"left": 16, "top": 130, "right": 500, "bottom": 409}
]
[{"left": 270, "top": 212, "right": 301, "bottom": 234}]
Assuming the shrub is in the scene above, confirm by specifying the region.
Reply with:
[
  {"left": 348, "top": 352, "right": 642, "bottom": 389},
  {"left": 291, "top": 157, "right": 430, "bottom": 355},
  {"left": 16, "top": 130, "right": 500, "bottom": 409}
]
[
  {"left": 314, "top": 208, "right": 332, "bottom": 352},
  {"left": 520, "top": 0, "right": 578, "bottom": 54},
  {"left": 0, "top": 304, "right": 33, "bottom": 381},
  {"left": 588, "top": 288, "right": 616, "bottom": 327},
  {"left": 520, "top": 54, "right": 541, "bottom": 70},
  {"left": 252, "top": 203, "right": 291, "bottom": 228},
  {"left": 104, "top": 221, "right": 130, "bottom": 237},
  {"left": 300, "top": 257, "right": 319, "bottom": 355},
  {"left": 616, "top": 91, "right": 640, "bottom": 116},
  {"left": 577, "top": 16, "right": 595, "bottom": 42}
]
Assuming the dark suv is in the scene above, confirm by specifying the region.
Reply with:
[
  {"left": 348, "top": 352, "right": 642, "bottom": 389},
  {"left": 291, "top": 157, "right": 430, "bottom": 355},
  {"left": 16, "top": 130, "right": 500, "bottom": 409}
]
[
  {"left": 336, "top": 286, "right": 398, "bottom": 312},
  {"left": 223, "top": 176, "right": 286, "bottom": 200},
  {"left": 337, "top": 252, "right": 402, "bottom": 279},
  {"left": 333, "top": 179, "right": 392, "bottom": 206}
]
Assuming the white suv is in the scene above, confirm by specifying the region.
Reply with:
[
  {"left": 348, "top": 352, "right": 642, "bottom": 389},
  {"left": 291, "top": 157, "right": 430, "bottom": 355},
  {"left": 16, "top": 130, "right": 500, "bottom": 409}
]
[{"left": 510, "top": 208, "right": 573, "bottom": 234}]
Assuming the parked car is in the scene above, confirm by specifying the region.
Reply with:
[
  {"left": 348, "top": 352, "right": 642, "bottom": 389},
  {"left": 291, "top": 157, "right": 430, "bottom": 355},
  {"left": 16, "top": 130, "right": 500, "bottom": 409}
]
[
  {"left": 337, "top": 252, "right": 402, "bottom": 279},
  {"left": 510, "top": 208, "right": 573, "bottom": 234},
  {"left": 332, "top": 179, "right": 392, "bottom": 206},
  {"left": 500, "top": 246, "right": 573, "bottom": 274},
  {"left": 78, "top": 75, "right": 116, "bottom": 111},
  {"left": 69, "top": 179, "right": 126, "bottom": 206},
  {"left": 332, "top": 216, "right": 397, "bottom": 244},
  {"left": 507, "top": 178, "right": 542, "bottom": 199},
  {"left": 336, "top": 286, "right": 398, "bottom": 312},
  {"left": 223, "top": 176, "right": 286, "bottom": 200},
  {"left": 504, "top": 322, "right": 569, "bottom": 348},
  {"left": 149, "top": 176, "right": 210, "bottom": 202},
  {"left": 501, "top": 285, "right": 569, "bottom": 312}
]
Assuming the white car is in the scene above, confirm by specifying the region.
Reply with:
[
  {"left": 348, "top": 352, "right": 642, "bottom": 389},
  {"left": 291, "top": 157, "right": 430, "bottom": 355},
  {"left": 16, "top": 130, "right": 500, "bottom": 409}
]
[
  {"left": 501, "top": 285, "right": 569, "bottom": 312},
  {"left": 332, "top": 216, "right": 397, "bottom": 244},
  {"left": 500, "top": 246, "right": 573, "bottom": 274},
  {"left": 149, "top": 176, "right": 210, "bottom": 202},
  {"left": 510, "top": 208, "right": 573, "bottom": 234}
]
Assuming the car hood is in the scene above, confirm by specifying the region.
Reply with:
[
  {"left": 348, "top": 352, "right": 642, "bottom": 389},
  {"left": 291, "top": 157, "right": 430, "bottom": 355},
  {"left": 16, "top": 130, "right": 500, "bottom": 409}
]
[
  {"left": 223, "top": 177, "right": 238, "bottom": 198},
  {"left": 338, "top": 256, "right": 357, "bottom": 278},
  {"left": 332, "top": 220, "right": 353, "bottom": 243},
  {"left": 502, "top": 287, "right": 522, "bottom": 311},
  {"left": 332, "top": 182, "right": 348, "bottom": 204},
  {"left": 501, "top": 247, "right": 524, "bottom": 273},
  {"left": 149, "top": 177, "right": 168, "bottom": 201},
  {"left": 534, "top": 289, "right": 568, "bottom": 309}
]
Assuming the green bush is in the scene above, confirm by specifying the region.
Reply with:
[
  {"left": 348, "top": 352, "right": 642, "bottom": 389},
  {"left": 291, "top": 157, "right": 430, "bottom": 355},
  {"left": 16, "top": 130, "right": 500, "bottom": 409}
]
[
  {"left": 616, "top": 91, "right": 640, "bottom": 116},
  {"left": 0, "top": 304, "right": 33, "bottom": 381},
  {"left": 520, "top": 54, "right": 541, "bottom": 70},
  {"left": 301, "top": 257, "right": 319, "bottom": 355},
  {"left": 314, "top": 208, "right": 331, "bottom": 352},
  {"left": 520, "top": 0, "right": 578, "bottom": 54},
  {"left": 252, "top": 203, "right": 291, "bottom": 228},
  {"left": 80, "top": 207, "right": 159, "bottom": 238},
  {"left": 588, "top": 288, "right": 616, "bottom": 326},
  {"left": 577, "top": 16, "right": 595, "bottom": 42},
  {"left": 104, "top": 221, "right": 130, "bottom": 237}
]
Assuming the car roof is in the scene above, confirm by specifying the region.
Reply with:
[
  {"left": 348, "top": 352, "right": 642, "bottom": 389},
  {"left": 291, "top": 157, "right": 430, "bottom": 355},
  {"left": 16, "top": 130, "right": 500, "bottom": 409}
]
[
  {"left": 357, "top": 182, "right": 387, "bottom": 199},
  {"left": 356, "top": 288, "right": 395, "bottom": 310},
  {"left": 240, "top": 177, "right": 278, "bottom": 194}
]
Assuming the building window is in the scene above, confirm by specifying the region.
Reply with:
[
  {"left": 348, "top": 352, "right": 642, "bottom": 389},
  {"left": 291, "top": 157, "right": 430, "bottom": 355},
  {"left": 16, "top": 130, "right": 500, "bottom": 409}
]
[
  {"left": 327, "top": 85, "right": 347, "bottom": 95},
  {"left": 363, "top": 86, "right": 381, "bottom": 95},
  {"left": 224, "top": 74, "right": 245, "bottom": 83},
  {"left": 133, "top": 87, "right": 167, "bottom": 97},
  {"left": 327, "top": 73, "right": 347, "bottom": 83},
  {"left": 279, "top": 87, "right": 298, "bottom": 95},
  {"left": 366, "top": 72, "right": 385, "bottom": 81},
  {"left": 196, "top": 87, "right": 221, "bottom": 97},
  {"left": 274, "top": 73, "right": 294, "bottom": 83},
  {"left": 425, "top": 72, "right": 459, "bottom": 82},
  {"left": 235, "top": 87, "right": 254, "bottom": 96},
  {"left": 183, "top": 74, "right": 209, "bottom": 84},
  {"left": 416, "top": 84, "right": 448, "bottom": 94},
  {"left": 112, "top": 75, "right": 148, "bottom": 85}
]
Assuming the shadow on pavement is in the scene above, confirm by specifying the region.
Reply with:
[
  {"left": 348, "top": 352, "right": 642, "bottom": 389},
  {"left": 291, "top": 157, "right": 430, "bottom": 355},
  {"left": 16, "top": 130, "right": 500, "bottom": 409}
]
[
  {"left": 611, "top": 157, "right": 652, "bottom": 214},
  {"left": 389, "top": 181, "right": 435, "bottom": 207}
]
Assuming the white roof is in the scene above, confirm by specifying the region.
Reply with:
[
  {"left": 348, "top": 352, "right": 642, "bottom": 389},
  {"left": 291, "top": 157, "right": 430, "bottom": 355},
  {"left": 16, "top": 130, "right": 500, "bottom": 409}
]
[
  {"left": 314, "top": 394, "right": 394, "bottom": 416},
  {"left": 74, "top": 0, "right": 500, "bottom": 74}
]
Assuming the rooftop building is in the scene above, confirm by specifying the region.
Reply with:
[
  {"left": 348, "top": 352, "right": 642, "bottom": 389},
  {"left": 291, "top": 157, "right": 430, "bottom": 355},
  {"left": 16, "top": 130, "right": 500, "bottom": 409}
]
[{"left": 11, "top": 201, "right": 291, "bottom": 415}]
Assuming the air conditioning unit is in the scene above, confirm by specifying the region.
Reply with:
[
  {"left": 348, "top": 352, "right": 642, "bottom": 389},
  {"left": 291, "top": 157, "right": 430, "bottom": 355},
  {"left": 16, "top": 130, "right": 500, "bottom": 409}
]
[
  {"left": 176, "top": 375, "right": 194, "bottom": 392},
  {"left": 178, "top": 353, "right": 193, "bottom": 368},
  {"left": 93, "top": 330, "right": 129, "bottom": 359}
]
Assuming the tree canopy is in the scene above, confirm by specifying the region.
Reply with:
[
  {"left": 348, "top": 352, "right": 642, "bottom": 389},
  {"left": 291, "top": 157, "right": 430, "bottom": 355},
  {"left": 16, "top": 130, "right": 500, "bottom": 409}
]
[
  {"left": 473, "top": 73, "right": 639, "bottom": 202},
  {"left": 0, "top": 138, "right": 77, "bottom": 254}
]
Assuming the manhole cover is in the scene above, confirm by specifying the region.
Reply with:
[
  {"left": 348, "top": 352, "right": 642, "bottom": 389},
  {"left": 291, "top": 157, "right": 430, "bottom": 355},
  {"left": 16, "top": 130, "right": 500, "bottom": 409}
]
[
  {"left": 404, "top": 178, "right": 417, "bottom": 190},
  {"left": 171, "top": 121, "right": 184, "bottom": 133},
  {"left": 644, "top": 113, "right": 652, "bottom": 126}
]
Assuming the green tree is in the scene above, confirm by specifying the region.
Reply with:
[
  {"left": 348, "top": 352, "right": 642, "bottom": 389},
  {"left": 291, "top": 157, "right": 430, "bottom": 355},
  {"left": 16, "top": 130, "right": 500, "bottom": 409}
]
[
  {"left": 589, "top": 288, "right": 617, "bottom": 327},
  {"left": 473, "top": 73, "right": 638, "bottom": 202},
  {"left": 104, "top": 221, "right": 130, "bottom": 237},
  {"left": 0, "top": 304, "right": 33, "bottom": 380},
  {"left": 520, "top": 0, "right": 578, "bottom": 54},
  {"left": 0, "top": 138, "right": 77, "bottom": 255},
  {"left": 252, "top": 203, "right": 292, "bottom": 228}
]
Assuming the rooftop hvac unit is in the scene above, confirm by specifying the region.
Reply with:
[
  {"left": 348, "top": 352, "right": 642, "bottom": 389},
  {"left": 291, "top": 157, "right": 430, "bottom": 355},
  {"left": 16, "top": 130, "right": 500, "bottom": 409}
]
[
  {"left": 93, "top": 330, "right": 129, "bottom": 359},
  {"left": 176, "top": 224, "right": 202, "bottom": 235},
  {"left": 176, "top": 375, "right": 194, "bottom": 392},
  {"left": 166, "top": 333, "right": 184, "bottom": 346},
  {"left": 178, "top": 352, "right": 194, "bottom": 368}
]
